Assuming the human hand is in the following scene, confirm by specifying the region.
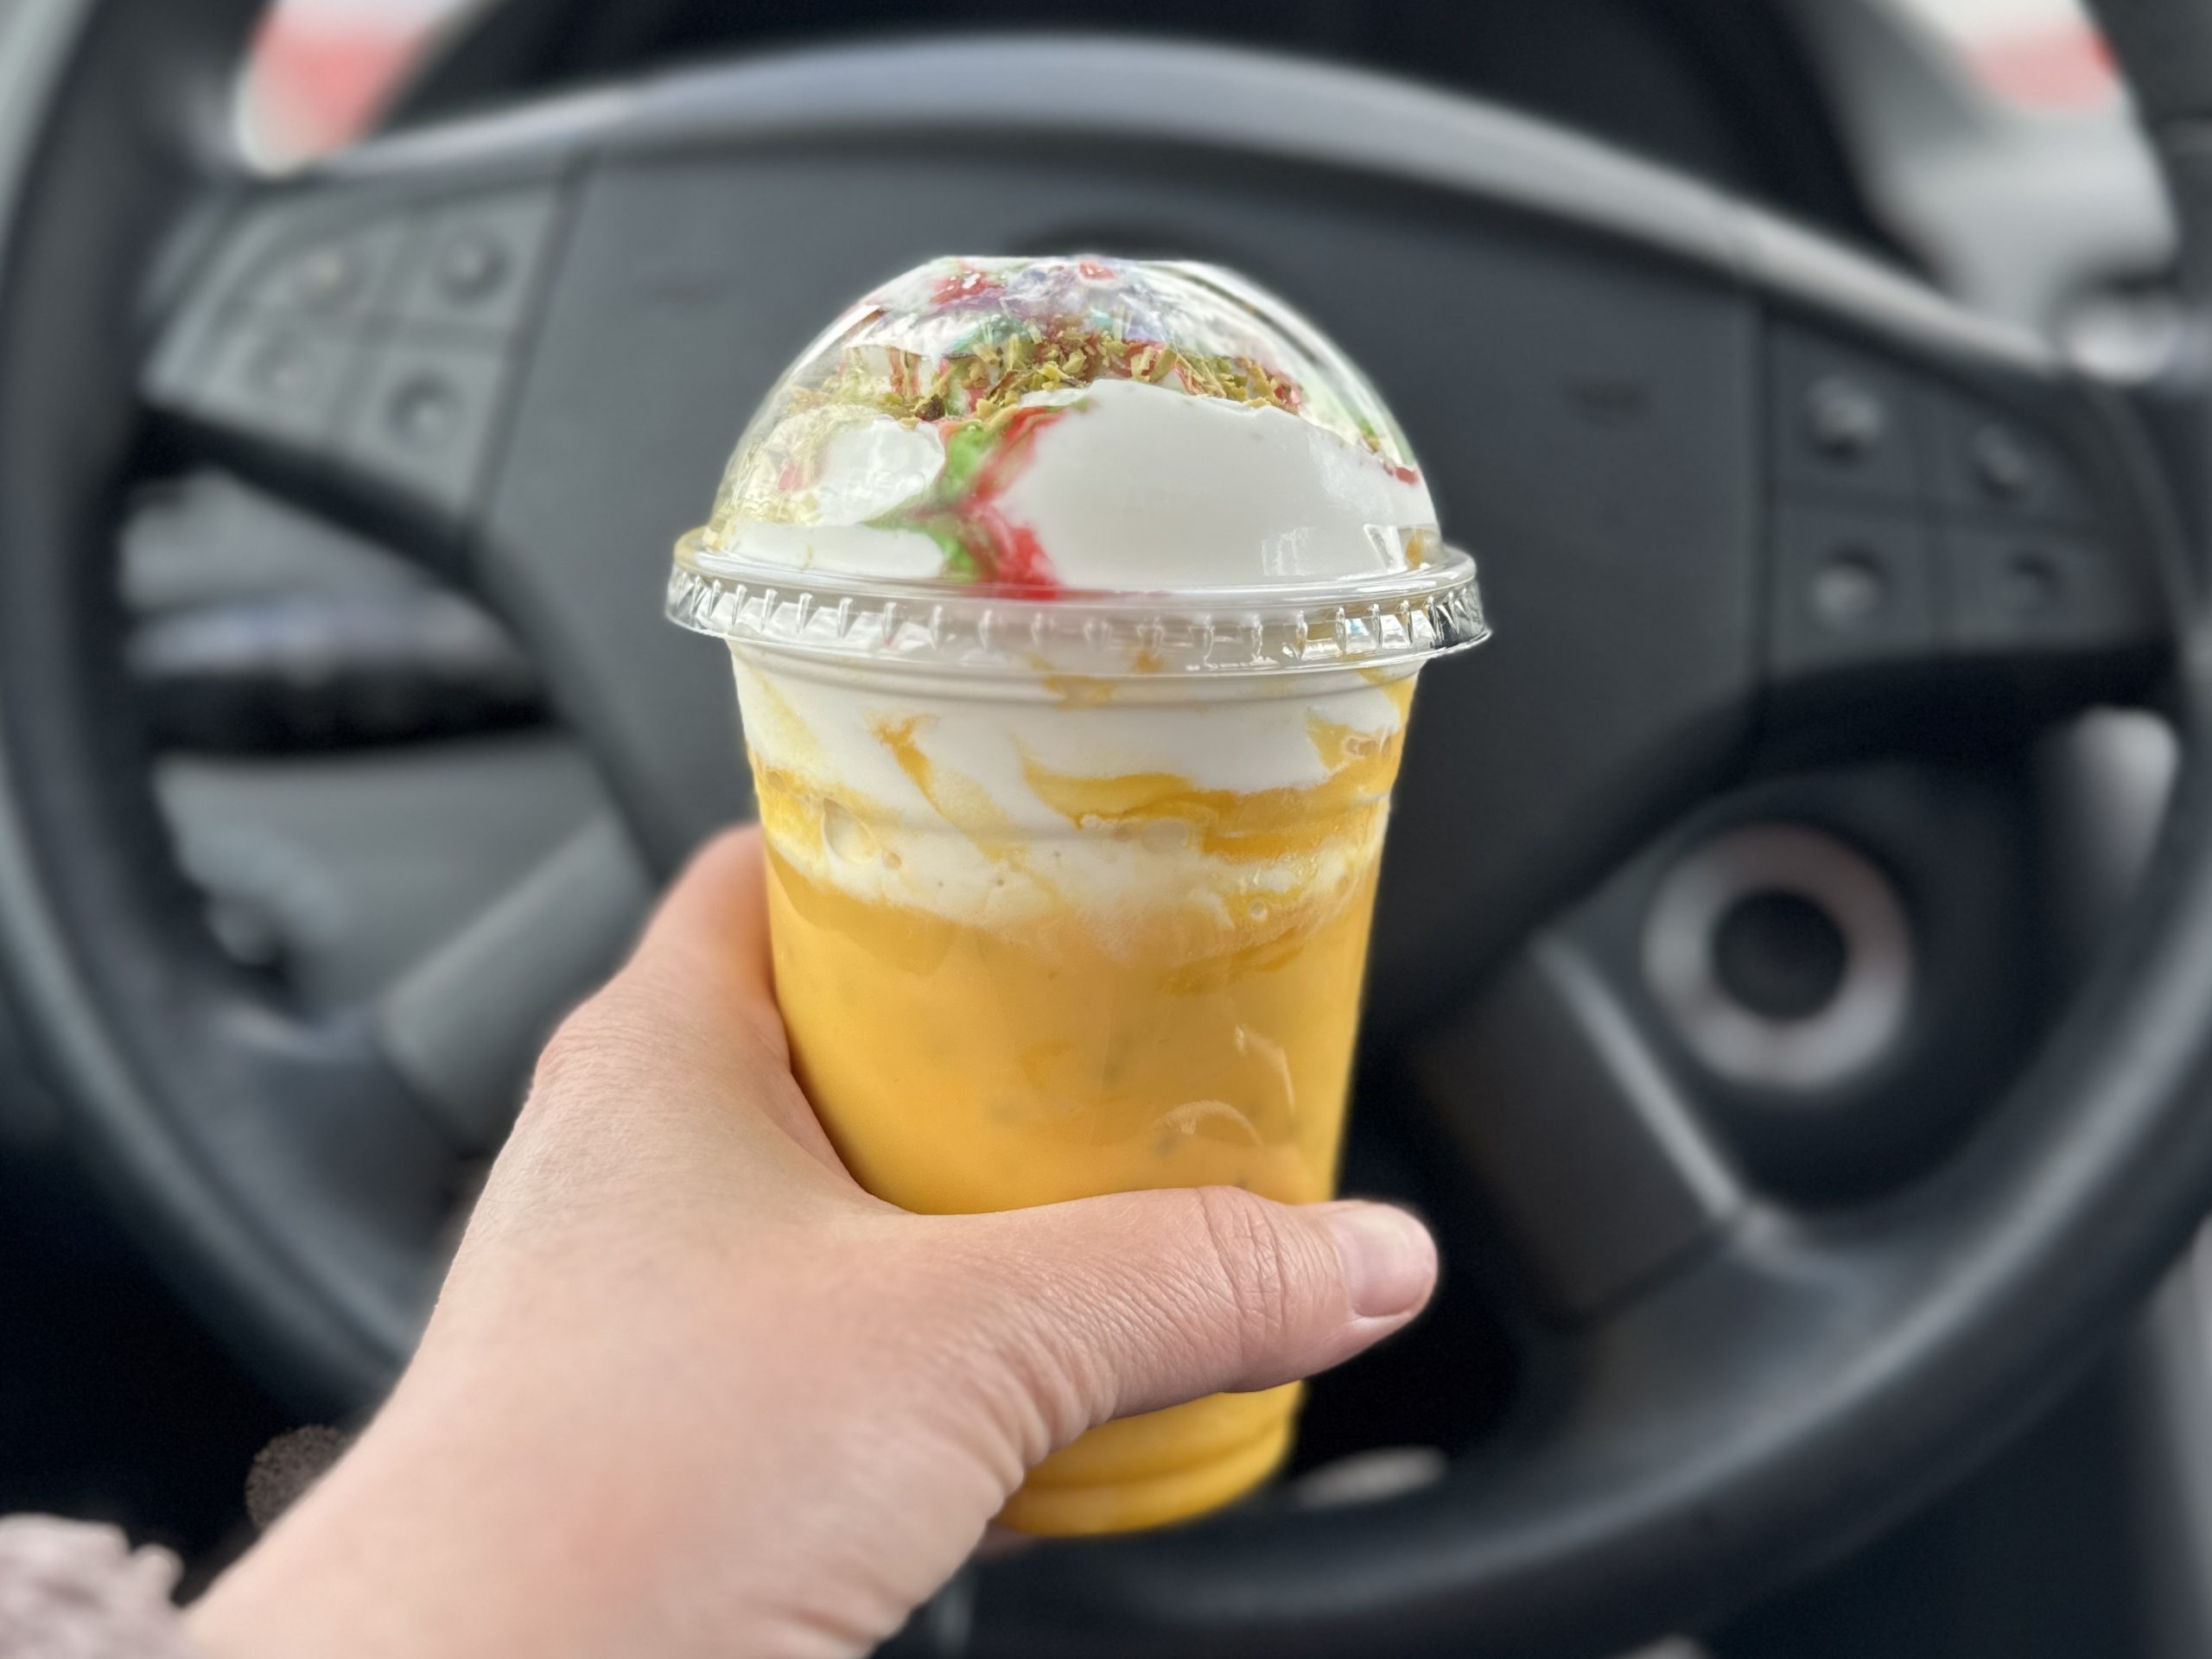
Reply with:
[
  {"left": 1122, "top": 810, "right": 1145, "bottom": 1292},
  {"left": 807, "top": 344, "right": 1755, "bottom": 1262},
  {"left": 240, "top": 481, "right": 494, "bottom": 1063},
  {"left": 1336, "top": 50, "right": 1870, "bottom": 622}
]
[{"left": 188, "top": 827, "right": 1437, "bottom": 1659}]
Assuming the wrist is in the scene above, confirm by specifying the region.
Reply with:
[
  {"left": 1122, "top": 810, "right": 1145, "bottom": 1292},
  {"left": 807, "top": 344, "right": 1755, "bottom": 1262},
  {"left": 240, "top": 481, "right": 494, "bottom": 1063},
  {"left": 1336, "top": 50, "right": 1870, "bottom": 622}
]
[{"left": 189, "top": 1376, "right": 644, "bottom": 1659}]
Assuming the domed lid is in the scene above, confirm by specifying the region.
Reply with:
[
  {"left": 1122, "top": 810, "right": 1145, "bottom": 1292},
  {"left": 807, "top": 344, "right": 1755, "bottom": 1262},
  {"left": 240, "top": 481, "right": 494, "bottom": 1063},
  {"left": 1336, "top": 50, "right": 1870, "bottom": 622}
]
[{"left": 669, "top": 255, "right": 1484, "bottom": 677}]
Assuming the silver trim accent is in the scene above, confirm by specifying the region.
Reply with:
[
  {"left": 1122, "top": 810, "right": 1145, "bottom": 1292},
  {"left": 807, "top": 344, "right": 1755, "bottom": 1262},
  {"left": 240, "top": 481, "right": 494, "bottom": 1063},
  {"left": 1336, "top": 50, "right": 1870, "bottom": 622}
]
[{"left": 1643, "top": 824, "right": 1914, "bottom": 1092}]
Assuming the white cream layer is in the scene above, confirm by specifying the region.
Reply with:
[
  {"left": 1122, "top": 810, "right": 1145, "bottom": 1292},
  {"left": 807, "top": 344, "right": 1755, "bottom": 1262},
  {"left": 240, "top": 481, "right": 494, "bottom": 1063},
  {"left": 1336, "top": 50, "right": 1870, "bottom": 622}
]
[{"left": 732, "top": 649, "right": 1412, "bottom": 937}]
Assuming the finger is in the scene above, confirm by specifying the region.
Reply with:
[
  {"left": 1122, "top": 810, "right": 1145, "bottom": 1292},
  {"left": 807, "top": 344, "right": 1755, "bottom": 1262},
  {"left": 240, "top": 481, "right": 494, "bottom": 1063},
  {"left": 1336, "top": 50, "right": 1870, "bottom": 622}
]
[{"left": 952, "top": 1189, "right": 1437, "bottom": 1442}]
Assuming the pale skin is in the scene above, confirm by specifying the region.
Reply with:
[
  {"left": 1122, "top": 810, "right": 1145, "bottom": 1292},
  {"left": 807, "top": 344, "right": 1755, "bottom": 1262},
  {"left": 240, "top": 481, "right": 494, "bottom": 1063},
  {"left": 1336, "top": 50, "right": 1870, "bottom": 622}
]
[{"left": 188, "top": 826, "right": 1438, "bottom": 1659}]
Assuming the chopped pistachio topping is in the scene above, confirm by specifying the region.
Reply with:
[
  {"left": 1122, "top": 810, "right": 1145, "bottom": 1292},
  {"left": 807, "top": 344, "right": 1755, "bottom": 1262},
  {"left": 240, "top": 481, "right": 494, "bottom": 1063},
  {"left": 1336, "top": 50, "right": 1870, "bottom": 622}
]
[{"left": 797, "top": 316, "right": 1306, "bottom": 434}]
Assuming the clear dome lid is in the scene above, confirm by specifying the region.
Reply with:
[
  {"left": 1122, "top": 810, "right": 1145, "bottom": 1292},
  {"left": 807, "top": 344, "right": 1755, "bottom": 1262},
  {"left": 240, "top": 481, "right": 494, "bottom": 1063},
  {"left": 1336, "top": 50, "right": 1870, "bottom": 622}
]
[{"left": 669, "top": 255, "right": 1485, "bottom": 677}]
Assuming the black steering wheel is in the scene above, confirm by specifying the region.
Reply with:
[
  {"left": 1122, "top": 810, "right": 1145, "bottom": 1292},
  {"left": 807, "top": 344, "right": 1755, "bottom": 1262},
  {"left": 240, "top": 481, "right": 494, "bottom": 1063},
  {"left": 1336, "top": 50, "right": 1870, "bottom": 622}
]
[{"left": 4, "top": 2, "right": 2212, "bottom": 1654}]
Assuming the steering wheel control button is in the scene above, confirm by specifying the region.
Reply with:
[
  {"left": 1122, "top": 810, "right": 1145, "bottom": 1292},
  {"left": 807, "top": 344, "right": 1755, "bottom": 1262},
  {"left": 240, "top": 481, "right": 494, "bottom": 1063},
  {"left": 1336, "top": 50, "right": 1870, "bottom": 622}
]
[
  {"left": 1940, "top": 526, "right": 2140, "bottom": 652},
  {"left": 1643, "top": 824, "right": 1914, "bottom": 1094},
  {"left": 1968, "top": 424, "right": 2032, "bottom": 500},
  {"left": 385, "top": 374, "right": 464, "bottom": 448},
  {"left": 1996, "top": 550, "right": 2059, "bottom": 615},
  {"left": 436, "top": 231, "right": 507, "bottom": 301},
  {"left": 1770, "top": 329, "right": 1923, "bottom": 501},
  {"left": 179, "top": 321, "right": 361, "bottom": 449},
  {"left": 1931, "top": 399, "right": 2097, "bottom": 526},
  {"left": 1807, "top": 549, "right": 1887, "bottom": 629},
  {"left": 244, "top": 217, "right": 416, "bottom": 324},
  {"left": 1771, "top": 505, "right": 1936, "bottom": 675},
  {"left": 245, "top": 335, "right": 316, "bottom": 399},
  {"left": 391, "top": 190, "right": 562, "bottom": 336},
  {"left": 335, "top": 338, "right": 510, "bottom": 525},
  {"left": 1804, "top": 376, "right": 1886, "bottom": 459},
  {"left": 290, "top": 245, "right": 363, "bottom": 310}
]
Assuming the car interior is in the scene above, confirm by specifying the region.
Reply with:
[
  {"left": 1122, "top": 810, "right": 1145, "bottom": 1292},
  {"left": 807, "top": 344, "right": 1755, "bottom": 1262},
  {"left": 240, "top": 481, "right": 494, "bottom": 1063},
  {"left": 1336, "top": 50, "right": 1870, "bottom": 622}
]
[{"left": 4, "top": 0, "right": 2212, "bottom": 1654}]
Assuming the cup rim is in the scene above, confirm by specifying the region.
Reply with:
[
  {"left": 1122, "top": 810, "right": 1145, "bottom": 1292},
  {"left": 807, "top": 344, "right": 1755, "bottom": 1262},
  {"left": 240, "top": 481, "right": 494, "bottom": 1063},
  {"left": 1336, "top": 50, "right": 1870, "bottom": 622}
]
[{"left": 666, "top": 534, "right": 1489, "bottom": 680}]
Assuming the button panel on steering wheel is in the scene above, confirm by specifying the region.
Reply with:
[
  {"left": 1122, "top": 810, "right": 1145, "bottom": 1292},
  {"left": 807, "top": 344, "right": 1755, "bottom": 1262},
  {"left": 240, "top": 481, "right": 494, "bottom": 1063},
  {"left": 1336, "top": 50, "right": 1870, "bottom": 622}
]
[
  {"left": 1764, "top": 321, "right": 2152, "bottom": 690},
  {"left": 143, "top": 182, "right": 568, "bottom": 557}
]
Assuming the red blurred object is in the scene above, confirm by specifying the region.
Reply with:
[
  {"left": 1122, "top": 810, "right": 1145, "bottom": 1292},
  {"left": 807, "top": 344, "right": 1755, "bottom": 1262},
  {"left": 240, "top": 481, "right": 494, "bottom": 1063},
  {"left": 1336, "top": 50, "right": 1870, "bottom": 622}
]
[
  {"left": 241, "top": 0, "right": 469, "bottom": 166},
  {"left": 1964, "top": 21, "right": 2119, "bottom": 110}
]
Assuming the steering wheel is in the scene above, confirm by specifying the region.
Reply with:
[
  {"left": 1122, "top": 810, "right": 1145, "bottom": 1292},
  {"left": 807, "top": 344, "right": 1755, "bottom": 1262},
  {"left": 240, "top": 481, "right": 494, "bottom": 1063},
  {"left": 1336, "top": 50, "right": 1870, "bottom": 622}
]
[{"left": 4, "top": 1, "right": 2212, "bottom": 1652}]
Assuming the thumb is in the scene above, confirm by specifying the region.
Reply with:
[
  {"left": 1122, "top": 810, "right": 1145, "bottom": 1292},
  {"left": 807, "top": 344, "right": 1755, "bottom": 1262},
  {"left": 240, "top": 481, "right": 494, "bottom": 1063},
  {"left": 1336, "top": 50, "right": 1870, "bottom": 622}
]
[{"left": 953, "top": 1186, "right": 1437, "bottom": 1440}]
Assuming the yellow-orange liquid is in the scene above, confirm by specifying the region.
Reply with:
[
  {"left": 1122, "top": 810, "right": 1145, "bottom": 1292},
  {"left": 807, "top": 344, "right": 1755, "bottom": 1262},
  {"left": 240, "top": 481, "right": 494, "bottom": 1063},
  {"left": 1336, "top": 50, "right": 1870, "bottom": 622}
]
[
  {"left": 765, "top": 851, "right": 1379, "bottom": 1214},
  {"left": 745, "top": 667, "right": 1408, "bottom": 1534}
]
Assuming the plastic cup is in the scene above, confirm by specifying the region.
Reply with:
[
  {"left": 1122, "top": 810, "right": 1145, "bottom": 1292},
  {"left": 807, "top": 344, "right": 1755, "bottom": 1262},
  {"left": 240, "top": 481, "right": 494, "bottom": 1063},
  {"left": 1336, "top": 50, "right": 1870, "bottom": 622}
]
[{"left": 669, "top": 257, "right": 1485, "bottom": 1534}]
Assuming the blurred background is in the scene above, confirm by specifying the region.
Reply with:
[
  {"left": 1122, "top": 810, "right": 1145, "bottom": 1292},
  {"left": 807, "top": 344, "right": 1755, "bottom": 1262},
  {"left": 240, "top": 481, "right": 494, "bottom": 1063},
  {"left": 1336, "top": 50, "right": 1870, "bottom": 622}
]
[{"left": 234, "top": 0, "right": 2180, "bottom": 360}]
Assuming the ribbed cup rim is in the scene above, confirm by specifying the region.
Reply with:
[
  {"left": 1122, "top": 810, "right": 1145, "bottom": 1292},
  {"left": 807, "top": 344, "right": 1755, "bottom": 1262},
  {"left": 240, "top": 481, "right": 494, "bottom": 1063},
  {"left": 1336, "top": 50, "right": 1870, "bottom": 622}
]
[{"left": 666, "top": 534, "right": 1488, "bottom": 678}]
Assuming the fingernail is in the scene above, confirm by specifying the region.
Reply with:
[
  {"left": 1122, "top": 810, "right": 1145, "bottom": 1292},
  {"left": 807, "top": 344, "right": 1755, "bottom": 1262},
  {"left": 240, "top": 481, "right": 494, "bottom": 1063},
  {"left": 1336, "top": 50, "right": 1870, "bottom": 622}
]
[{"left": 1320, "top": 1202, "right": 1436, "bottom": 1319}]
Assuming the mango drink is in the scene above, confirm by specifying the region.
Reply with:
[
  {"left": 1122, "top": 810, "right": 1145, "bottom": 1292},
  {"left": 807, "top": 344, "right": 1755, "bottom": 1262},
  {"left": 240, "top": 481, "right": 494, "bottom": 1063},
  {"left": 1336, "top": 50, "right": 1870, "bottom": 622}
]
[{"left": 666, "top": 256, "right": 1486, "bottom": 1535}]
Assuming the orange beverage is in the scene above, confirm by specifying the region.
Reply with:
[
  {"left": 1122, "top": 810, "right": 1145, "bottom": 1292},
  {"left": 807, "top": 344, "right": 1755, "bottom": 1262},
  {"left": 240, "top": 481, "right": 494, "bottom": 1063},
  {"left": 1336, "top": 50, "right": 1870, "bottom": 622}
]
[{"left": 741, "top": 659, "right": 1409, "bottom": 1531}]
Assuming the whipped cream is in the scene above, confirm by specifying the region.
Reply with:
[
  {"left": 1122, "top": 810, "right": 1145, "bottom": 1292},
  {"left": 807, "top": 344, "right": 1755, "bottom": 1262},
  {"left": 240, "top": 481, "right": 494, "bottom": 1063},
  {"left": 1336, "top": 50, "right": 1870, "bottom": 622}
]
[
  {"left": 733, "top": 653, "right": 1408, "bottom": 937},
  {"left": 716, "top": 379, "right": 1434, "bottom": 590}
]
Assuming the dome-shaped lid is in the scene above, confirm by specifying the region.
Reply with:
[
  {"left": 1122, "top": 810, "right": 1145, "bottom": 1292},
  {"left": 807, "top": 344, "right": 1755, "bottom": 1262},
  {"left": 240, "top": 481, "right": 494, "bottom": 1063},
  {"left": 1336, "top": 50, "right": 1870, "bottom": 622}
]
[{"left": 669, "top": 255, "right": 1484, "bottom": 677}]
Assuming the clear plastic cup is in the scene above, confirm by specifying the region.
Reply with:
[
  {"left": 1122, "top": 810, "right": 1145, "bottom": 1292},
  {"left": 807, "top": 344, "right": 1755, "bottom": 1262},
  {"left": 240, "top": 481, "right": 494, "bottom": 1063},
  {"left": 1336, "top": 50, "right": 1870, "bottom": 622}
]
[{"left": 669, "top": 256, "right": 1485, "bottom": 1534}]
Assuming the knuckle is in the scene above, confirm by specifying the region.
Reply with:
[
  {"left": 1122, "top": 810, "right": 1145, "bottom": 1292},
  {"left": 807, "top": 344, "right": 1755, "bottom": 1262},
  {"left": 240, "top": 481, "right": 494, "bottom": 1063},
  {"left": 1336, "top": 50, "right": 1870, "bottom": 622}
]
[
  {"left": 527, "top": 1002, "right": 609, "bottom": 1097},
  {"left": 1187, "top": 1186, "right": 1303, "bottom": 1363},
  {"left": 526, "top": 989, "right": 649, "bottom": 1104},
  {"left": 901, "top": 1224, "right": 1092, "bottom": 1464},
  {"left": 532, "top": 970, "right": 788, "bottom": 1107}
]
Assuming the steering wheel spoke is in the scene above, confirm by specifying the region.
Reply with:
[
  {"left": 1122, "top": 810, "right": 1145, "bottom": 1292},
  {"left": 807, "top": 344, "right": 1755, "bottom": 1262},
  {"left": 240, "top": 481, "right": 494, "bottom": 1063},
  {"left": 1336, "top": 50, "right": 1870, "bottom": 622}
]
[
  {"left": 1413, "top": 934, "right": 1745, "bottom": 1322},
  {"left": 375, "top": 812, "right": 652, "bottom": 1151}
]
